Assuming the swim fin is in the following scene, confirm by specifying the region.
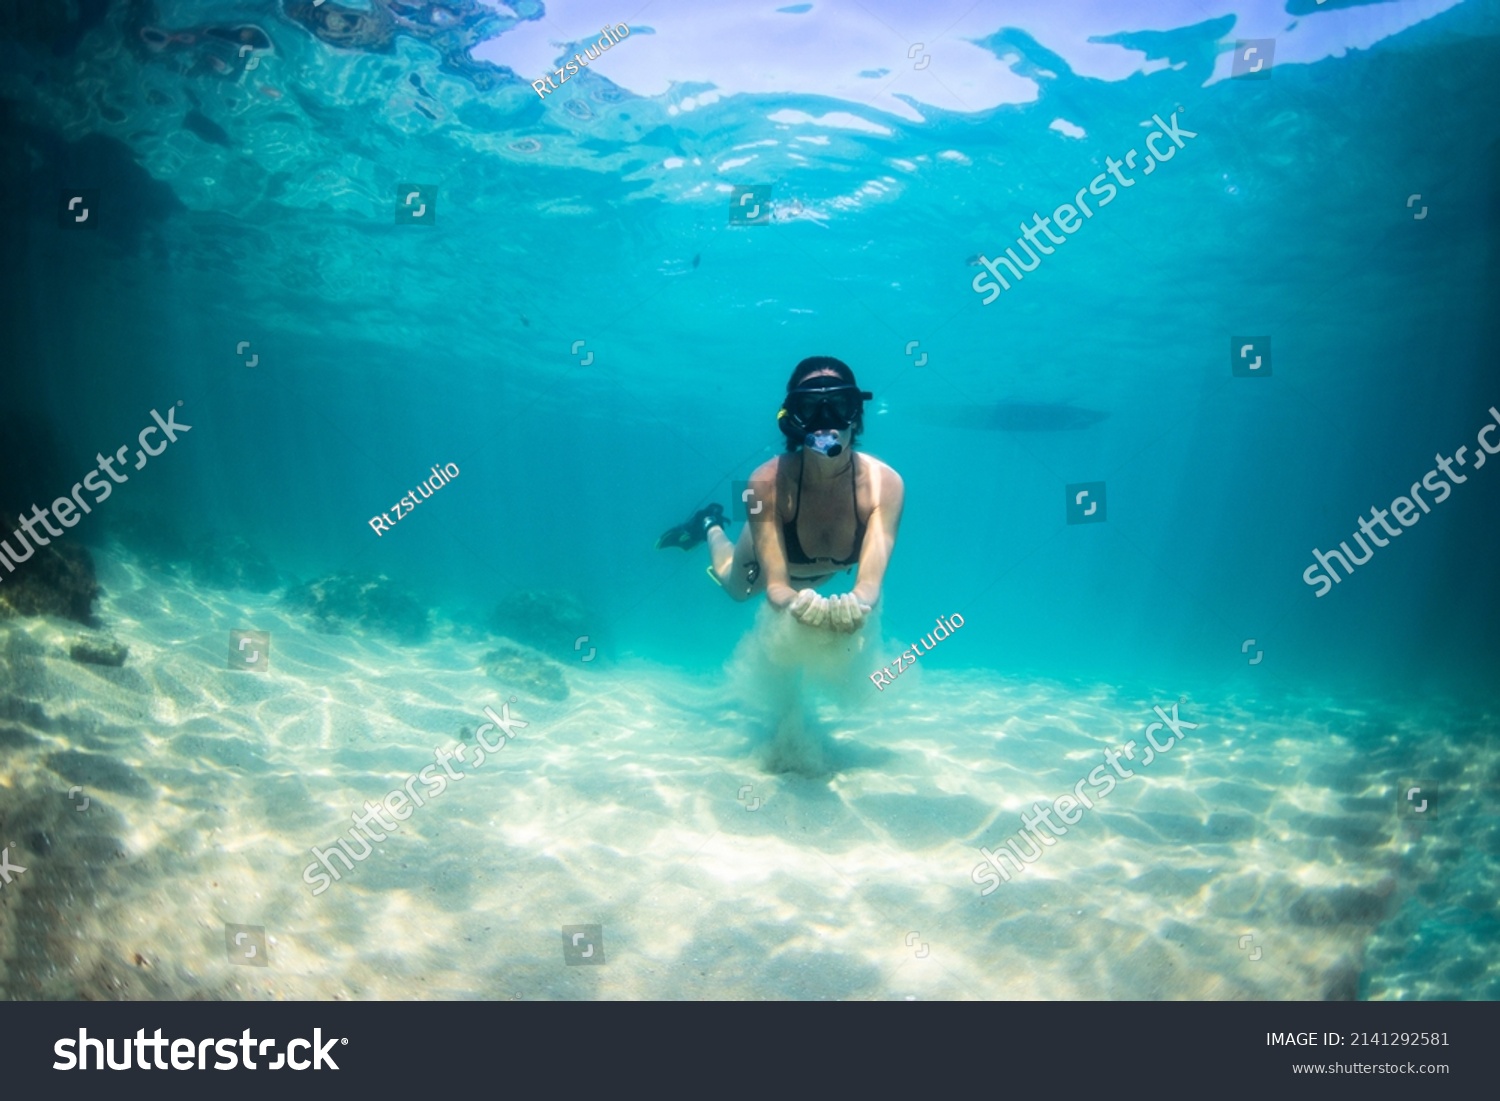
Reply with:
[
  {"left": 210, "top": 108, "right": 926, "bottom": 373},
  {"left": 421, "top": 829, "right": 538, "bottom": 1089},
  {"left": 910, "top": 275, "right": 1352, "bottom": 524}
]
[{"left": 656, "top": 503, "right": 726, "bottom": 551}]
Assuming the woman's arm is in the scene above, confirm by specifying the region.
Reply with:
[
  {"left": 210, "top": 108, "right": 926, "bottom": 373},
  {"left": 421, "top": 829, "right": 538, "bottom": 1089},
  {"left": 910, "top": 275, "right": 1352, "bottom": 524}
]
[
  {"left": 850, "top": 461, "right": 904, "bottom": 608},
  {"left": 749, "top": 460, "right": 800, "bottom": 610}
]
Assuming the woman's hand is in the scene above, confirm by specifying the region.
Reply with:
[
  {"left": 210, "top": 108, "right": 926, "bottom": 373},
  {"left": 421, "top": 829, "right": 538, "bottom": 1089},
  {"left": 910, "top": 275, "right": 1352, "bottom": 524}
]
[
  {"left": 828, "top": 592, "right": 873, "bottom": 633},
  {"left": 788, "top": 588, "right": 830, "bottom": 627},
  {"left": 789, "top": 590, "right": 872, "bottom": 632}
]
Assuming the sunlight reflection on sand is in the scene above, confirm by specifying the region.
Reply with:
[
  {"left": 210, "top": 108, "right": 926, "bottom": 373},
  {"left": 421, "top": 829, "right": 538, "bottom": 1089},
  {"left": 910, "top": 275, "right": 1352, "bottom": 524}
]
[{"left": 0, "top": 548, "right": 1494, "bottom": 1000}]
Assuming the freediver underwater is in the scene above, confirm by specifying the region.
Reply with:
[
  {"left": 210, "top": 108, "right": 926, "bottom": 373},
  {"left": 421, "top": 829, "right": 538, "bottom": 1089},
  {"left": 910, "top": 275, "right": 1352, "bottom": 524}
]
[{"left": 656, "top": 356, "right": 905, "bottom": 773}]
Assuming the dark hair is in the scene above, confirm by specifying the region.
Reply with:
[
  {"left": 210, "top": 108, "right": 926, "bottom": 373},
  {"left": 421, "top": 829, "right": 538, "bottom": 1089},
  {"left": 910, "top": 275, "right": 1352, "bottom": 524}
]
[
  {"left": 785, "top": 355, "right": 858, "bottom": 392},
  {"left": 781, "top": 356, "right": 866, "bottom": 452}
]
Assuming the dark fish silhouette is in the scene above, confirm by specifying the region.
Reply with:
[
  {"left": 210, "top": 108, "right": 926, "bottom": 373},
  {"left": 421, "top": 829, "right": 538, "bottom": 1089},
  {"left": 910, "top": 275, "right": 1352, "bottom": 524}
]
[
  {"left": 692, "top": 253, "right": 700, "bottom": 268},
  {"left": 986, "top": 400, "right": 1109, "bottom": 432},
  {"left": 921, "top": 400, "right": 1109, "bottom": 432}
]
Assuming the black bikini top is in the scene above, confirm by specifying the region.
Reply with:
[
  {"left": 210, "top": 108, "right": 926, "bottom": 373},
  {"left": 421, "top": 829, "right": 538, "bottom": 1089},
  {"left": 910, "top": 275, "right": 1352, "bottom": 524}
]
[{"left": 783, "top": 453, "right": 866, "bottom": 567}]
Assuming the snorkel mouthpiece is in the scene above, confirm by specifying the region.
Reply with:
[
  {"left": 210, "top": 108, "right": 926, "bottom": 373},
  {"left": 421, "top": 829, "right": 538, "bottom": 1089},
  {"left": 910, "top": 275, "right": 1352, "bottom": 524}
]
[{"left": 806, "top": 430, "right": 844, "bottom": 457}]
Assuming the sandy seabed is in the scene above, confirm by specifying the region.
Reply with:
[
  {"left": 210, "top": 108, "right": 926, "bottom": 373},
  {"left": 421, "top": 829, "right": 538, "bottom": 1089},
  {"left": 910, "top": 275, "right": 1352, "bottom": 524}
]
[{"left": 0, "top": 546, "right": 1496, "bottom": 1001}]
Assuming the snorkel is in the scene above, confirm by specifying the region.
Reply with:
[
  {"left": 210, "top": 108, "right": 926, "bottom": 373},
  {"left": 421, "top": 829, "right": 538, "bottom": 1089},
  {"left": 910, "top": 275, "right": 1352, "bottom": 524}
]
[{"left": 804, "top": 429, "right": 844, "bottom": 457}]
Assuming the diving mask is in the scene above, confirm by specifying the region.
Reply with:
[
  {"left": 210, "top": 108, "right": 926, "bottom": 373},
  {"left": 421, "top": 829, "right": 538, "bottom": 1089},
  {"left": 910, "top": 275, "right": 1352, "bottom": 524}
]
[{"left": 782, "top": 383, "right": 871, "bottom": 431}]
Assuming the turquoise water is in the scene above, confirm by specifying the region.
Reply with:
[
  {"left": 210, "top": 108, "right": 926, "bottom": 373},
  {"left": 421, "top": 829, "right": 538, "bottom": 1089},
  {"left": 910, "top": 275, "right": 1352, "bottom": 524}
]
[{"left": 0, "top": 1, "right": 1496, "bottom": 1000}]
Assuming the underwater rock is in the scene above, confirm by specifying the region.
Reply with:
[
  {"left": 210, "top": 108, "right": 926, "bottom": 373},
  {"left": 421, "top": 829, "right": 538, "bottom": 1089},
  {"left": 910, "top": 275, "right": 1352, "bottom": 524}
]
[
  {"left": 283, "top": 572, "right": 431, "bottom": 643},
  {"left": 0, "top": 539, "right": 100, "bottom": 626},
  {"left": 482, "top": 642, "right": 570, "bottom": 702},
  {"left": 105, "top": 510, "right": 192, "bottom": 562},
  {"left": 105, "top": 514, "right": 281, "bottom": 592},
  {"left": 187, "top": 531, "right": 280, "bottom": 591},
  {"left": 490, "top": 589, "right": 591, "bottom": 659},
  {"left": 69, "top": 637, "right": 128, "bottom": 667}
]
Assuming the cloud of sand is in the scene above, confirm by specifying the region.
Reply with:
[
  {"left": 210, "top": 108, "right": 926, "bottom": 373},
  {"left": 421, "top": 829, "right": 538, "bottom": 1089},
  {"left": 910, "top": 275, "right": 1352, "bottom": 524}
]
[{"left": 726, "top": 601, "right": 882, "bottom": 776}]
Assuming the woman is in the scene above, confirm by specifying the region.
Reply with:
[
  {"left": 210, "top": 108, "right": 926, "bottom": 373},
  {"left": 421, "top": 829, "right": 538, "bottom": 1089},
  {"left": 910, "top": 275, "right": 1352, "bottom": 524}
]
[{"left": 657, "top": 357, "right": 904, "bottom": 632}]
